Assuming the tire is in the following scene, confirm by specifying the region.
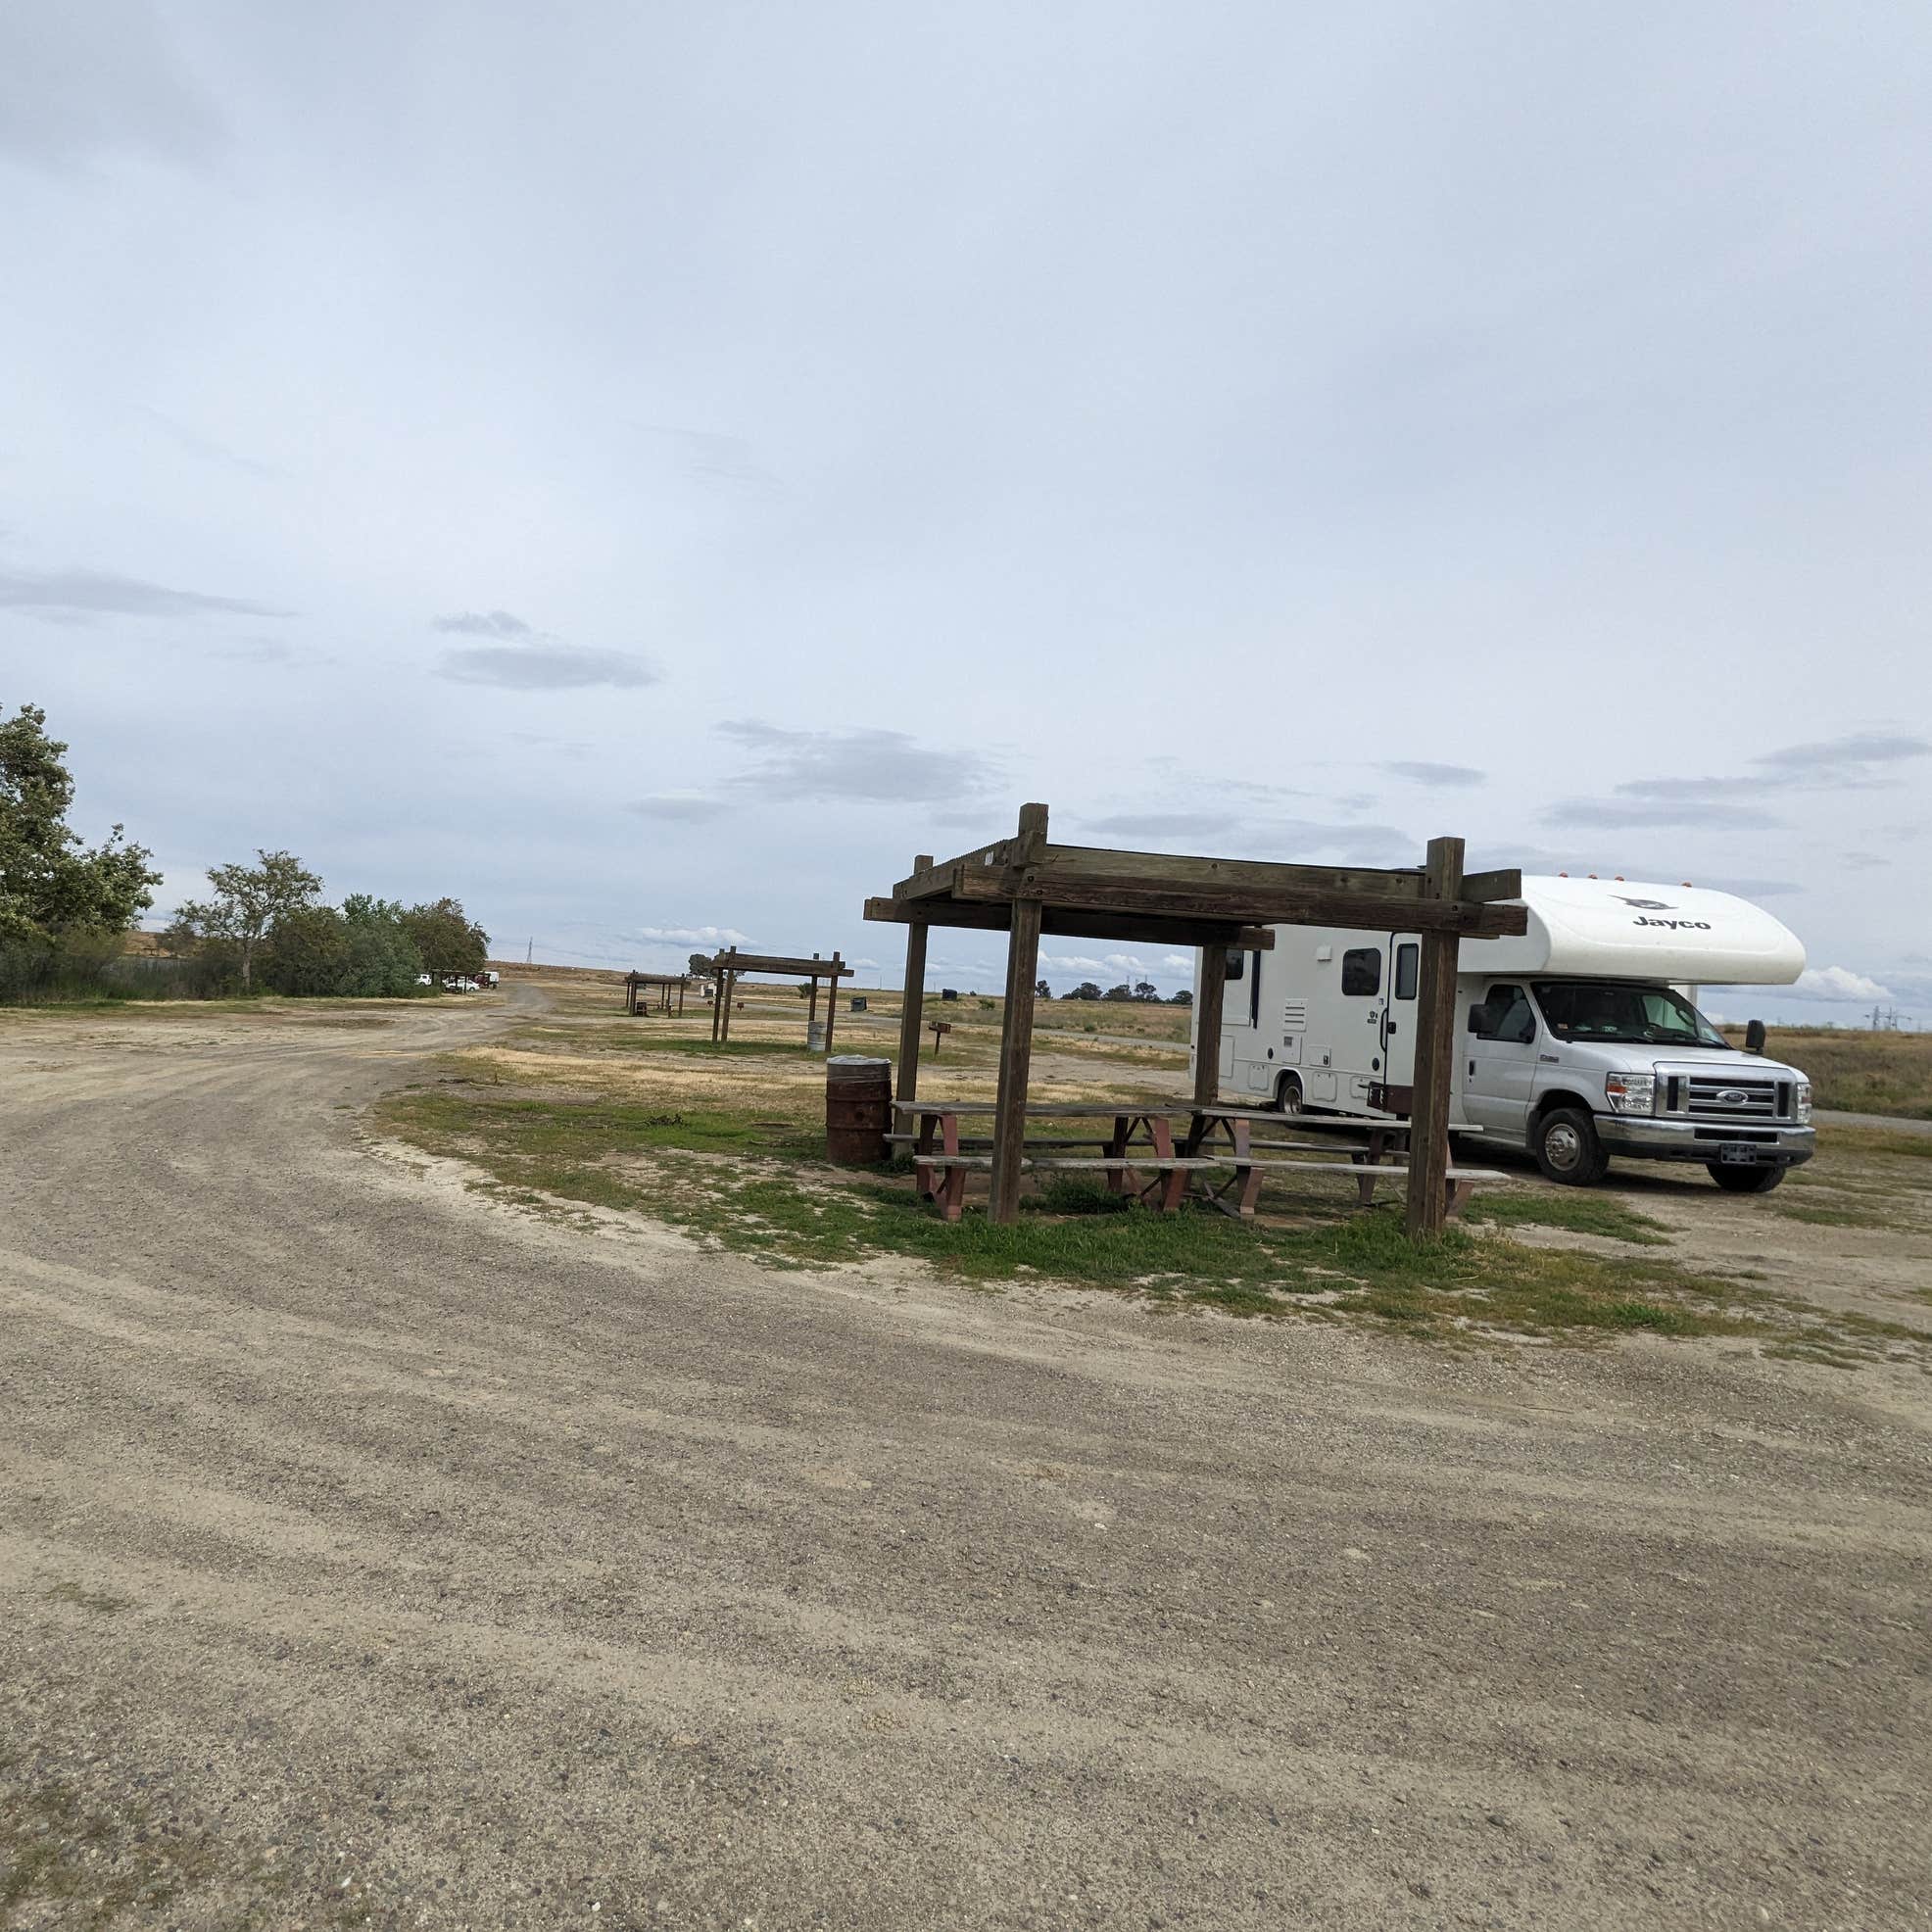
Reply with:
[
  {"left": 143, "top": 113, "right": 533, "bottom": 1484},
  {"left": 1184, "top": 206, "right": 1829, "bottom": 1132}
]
[
  {"left": 1534, "top": 1105, "right": 1610, "bottom": 1186},
  {"left": 1277, "top": 1072, "right": 1305, "bottom": 1115},
  {"left": 1707, "top": 1162, "right": 1786, "bottom": 1193}
]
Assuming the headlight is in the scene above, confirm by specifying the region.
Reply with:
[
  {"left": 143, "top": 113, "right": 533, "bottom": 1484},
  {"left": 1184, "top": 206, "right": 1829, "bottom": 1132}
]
[
  {"left": 1605, "top": 1072, "right": 1656, "bottom": 1116},
  {"left": 1796, "top": 1081, "right": 1812, "bottom": 1124}
]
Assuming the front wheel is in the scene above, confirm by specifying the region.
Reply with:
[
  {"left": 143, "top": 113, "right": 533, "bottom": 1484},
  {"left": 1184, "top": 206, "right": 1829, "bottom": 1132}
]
[
  {"left": 1534, "top": 1105, "right": 1610, "bottom": 1186},
  {"left": 1707, "top": 1162, "right": 1786, "bottom": 1193}
]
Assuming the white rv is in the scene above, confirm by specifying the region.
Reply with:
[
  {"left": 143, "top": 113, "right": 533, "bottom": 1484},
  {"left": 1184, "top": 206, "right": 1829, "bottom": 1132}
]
[{"left": 1190, "top": 876, "right": 1815, "bottom": 1191}]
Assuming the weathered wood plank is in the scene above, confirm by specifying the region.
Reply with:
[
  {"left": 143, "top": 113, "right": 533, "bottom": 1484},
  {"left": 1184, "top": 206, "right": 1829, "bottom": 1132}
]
[
  {"left": 948, "top": 870, "right": 1526, "bottom": 937},
  {"left": 894, "top": 856, "right": 932, "bottom": 1107},
  {"left": 862, "top": 897, "right": 1278, "bottom": 949},
  {"left": 692, "top": 949, "right": 856, "bottom": 979},
  {"left": 1405, "top": 837, "right": 1464, "bottom": 1238},
  {"left": 1030, "top": 844, "right": 1430, "bottom": 899},
  {"left": 989, "top": 807, "right": 1047, "bottom": 1224},
  {"left": 1192, "top": 945, "right": 1227, "bottom": 1111},
  {"left": 1459, "top": 866, "right": 1523, "bottom": 903}
]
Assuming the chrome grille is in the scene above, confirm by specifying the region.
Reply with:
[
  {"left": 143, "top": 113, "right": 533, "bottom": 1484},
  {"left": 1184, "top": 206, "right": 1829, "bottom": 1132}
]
[{"left": 1679, "top": 1075, "right": 1784, "bottom": 1121}]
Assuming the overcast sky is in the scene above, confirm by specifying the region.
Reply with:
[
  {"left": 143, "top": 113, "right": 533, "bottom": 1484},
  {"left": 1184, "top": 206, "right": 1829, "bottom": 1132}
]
[{"left": 4, "top": 1, "right": 1928, "bottom": 1022}]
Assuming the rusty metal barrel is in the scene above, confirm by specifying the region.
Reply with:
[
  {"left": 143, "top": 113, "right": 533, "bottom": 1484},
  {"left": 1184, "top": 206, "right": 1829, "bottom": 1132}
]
[{"left": 825, "top": 1055, "right": 891, "bottom": 1165}]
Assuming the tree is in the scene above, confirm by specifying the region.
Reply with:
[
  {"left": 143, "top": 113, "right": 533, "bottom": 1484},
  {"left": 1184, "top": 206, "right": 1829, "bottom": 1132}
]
[
  {"left": 1132, "top": 980, "right": 1159, "bottom": 1001},
  {"left": 1067, "top": 981, "right": 1102, "bottom": 1001},
  {"left": 400, "top": 897, "right": 489, "bottom": 981},
  {"left": 1101, "top": 983, "right": 1133, "bottom": 1002},
  {"left": 0, "top": 703, "right": 159, "bottom": 945},
  {"left": 1168, "top": 988, "right": 1193, "bottom": 1006},
  {"left": 1034, "top": 978, "right": 1052, "bottom": 999},
  {"left": 174, "top": 849, "right": 323, "bottom": 991},
  {"left": 262, "top": 895, "right": 424, "bottom": 998}
]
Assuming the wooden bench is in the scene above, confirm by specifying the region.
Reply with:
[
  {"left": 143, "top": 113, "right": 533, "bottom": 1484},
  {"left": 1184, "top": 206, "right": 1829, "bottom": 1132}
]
[{"left": 907, "top": 1150, "right": 1505, "bottom": 1222}]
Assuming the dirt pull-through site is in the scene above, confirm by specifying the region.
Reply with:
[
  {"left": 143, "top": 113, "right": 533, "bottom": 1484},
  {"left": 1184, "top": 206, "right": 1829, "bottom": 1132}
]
[{"left": 3, "top": 990, "right": 1929, "bottom": 1929}]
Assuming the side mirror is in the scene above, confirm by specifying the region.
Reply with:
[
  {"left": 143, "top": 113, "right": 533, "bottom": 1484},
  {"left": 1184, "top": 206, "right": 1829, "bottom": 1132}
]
[
  {"left": 1744, "top": 1019, "right": 1766, "bottom": 1054},
  {"left": 1467, "top": 1006, "right": 1486, "bottom": 1036}
]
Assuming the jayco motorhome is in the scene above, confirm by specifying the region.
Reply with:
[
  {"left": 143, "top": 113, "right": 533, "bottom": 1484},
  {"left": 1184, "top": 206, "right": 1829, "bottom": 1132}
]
[{"left": 1190, "top": 876, "right": 1814, "bottom": 1190}]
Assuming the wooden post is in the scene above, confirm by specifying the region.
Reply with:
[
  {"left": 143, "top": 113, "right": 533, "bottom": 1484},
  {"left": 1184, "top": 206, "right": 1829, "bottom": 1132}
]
[
  {"left": 895, "top": 855, "right": 932, "bottom": 1107},
  {"left": 989, "top": 805, "right": 1048, "bottom": 1225},
  {"left": 1192, "top": 946, "right": 1227, "bottom": 1108},
  {"left": 1405, "top": 837, "right": 1464, "bottom": 1238},
  {"left": 806, "top": 952, "right": 820, "bottom": 1047},
  {"left": 1184, "top": 944, "right": 1229, "bottom": 1153},
  {"left": 825, "top": 953, "right": 842, "bottom": 1056},
  {"left": 710, "top": 966, "right": 722, "bottom": 1040}
]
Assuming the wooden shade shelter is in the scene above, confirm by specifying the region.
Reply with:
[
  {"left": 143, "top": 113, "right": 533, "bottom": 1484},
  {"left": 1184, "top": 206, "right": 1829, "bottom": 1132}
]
[
  {"left": 623, "top": 972, "right": 692, "bottom": 1016},
  {"left": 864, "top": 802, "right": 1526, "bottom": 1234},
  {"left": 689, "top": 946, "right": 855, "bottom": 1050}
]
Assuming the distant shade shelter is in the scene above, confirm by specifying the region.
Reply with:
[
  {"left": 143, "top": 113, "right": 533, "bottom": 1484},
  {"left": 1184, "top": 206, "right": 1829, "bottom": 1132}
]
[{"left": 687, "top": 946, "right": 855, "bottom": 1051}]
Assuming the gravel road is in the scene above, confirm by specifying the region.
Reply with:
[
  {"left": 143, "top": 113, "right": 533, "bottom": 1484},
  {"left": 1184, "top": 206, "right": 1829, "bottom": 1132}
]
[{"left": 3, "top": 991, "right": 1928, "bottom": 1929}]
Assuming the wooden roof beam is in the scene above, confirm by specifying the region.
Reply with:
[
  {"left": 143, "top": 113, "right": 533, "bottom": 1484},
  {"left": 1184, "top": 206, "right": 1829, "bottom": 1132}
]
[
  {"left": 863, "top": 896, "right": 1275, "bottom": 949},
  {"left": 947, "top": 871, "right": 1527, "bottom": 937},
  {"left": 691, "top": 949, "right": 855, "bottom": 979}
]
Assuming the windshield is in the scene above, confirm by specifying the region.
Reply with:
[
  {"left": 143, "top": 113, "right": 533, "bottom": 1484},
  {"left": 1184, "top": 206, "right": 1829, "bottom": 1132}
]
[{"left": 1531, "top": 980, "right": 1728, "bottom": 1048}]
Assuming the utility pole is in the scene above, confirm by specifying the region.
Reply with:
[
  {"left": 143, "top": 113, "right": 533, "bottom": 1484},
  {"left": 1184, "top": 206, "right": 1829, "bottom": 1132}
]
[{"left": 526, "top": 936, "right": 533, "bottom": 965}]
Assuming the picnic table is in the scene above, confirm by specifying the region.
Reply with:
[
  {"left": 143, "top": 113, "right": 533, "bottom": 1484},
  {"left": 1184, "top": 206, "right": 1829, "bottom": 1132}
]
[{"left": 892, "top": 1099, "right": 1496, "bottom": 1223}]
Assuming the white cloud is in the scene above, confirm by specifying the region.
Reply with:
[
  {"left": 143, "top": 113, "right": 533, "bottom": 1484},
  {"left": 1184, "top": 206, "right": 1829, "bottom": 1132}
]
[
  {"left": 637, "top": 923, "right": 751, "bottom": 946},
  {"left": 1161, "top": 953, "right": 1195, "bottom": 972},
  {"left": 1041, "top": 953, "right": 1104, "bottom": 972},
  {"left": 1788, "top": 965, "right": 1892, "bottom": 1002}
]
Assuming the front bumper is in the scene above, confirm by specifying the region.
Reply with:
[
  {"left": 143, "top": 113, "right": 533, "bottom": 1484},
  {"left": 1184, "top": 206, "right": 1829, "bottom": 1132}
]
[{"left": 1594, "top": 1116, "right": 1815, "bottom": 1168}]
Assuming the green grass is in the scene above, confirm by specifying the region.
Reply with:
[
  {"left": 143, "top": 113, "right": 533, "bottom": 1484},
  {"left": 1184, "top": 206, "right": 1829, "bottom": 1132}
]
[
  {"left": 372, "top": 1083, "right": 1927, "bottom": 1355},
  {"left": 1470, "top": 1191, "right": 1671, "bottom": 1245}
]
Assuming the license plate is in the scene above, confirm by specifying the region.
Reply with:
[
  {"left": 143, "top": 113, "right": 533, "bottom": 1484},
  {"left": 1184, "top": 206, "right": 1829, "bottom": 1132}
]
[{"left": 1716, "top": 1142, "right": 1761, "bottom": 1165}]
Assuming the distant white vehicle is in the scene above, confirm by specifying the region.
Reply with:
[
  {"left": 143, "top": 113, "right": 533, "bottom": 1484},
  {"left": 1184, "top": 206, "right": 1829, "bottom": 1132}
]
[
  {"left": 1192, "top": 875, "right": 1814, "bottom": 1192},
  {"left": 415, "top": 973, "right": 433, "bottom": 987},
  {"left": 442, "top": 975, "right": 479, "bottom": 993}
]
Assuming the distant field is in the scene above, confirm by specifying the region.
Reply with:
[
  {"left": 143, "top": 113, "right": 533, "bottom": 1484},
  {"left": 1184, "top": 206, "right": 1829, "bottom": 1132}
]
[{"left": 1758, "top": 1027, "right": 1932, "bottom": 1120}]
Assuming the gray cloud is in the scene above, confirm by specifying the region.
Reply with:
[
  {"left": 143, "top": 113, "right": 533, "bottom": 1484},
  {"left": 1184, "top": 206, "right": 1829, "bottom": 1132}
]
[
  {"left": 1755, "top": 732, "right": 1930, "bottom": 784},
  {"left": 144, "top": 409, "right": 279, "bottom": 480},
  {"left": 1380, "top": 761, "right": 1485, "bottom": 788},
  {"left": 1543, "top": 797, "right": 1785, "bottom": 831},
  {"left": 438, "top": 645, "right": 658, "bottom": 690},
  {"left": 433, "top": 609, "right": 538, "bottom": 639},
  {"left": 628, "top": 793, "right": 716, "bottom": 821},
  {"left": 1080, "top": 811, "right": 1237, "bottom": 840},
  {"left": 1839, "top": 851, "right": 1890, "bottom": 870},
  {"left": 0, "top": 1, "right": 223, "bottom": 172},
  {"left": 0, "top": 567, "right": 286, "bottom": 620},
  {"left": 717, "top": 720, "right": 996, "bottom": 803}
]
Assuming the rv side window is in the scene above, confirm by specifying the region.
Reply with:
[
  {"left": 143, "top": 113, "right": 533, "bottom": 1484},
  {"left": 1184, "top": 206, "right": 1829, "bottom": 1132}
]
[
  {"left": 1340, "top": 947, "right": 1381, "bottom": 997},
  {"left": 1470, "top": 984, "right": 1535, "bottom": 1044},
  {"left": 1394, "top": 943, "right": 1419, "bottom": 1000}
]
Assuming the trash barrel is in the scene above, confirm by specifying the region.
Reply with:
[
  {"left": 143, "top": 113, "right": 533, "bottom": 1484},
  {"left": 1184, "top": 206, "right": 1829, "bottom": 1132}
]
[
  {"left": 825, "top": 1055, "right": 891, "bottom": 1165},
  {"left": 806, "top": 1022, "right": 827, "bottom": 1051}
]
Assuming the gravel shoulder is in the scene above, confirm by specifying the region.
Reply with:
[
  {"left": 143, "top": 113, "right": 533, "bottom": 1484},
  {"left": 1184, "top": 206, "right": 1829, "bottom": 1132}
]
[{"left": 3, "top": 992, "right": 1929, "bottom": 1930}]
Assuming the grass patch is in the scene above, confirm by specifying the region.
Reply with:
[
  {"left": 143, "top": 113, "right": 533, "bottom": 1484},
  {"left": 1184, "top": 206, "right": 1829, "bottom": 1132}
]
[
  {"left": 1471, "top": 1192, "right": 1671, "bottom": 1245},
  {"left": 371, "top": 1080, "right": 1918, "bottom": 1354}
]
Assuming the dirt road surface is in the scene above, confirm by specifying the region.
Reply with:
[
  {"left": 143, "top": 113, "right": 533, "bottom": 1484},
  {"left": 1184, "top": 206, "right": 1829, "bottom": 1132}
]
[{"left": 3, "top": 992, "right": 1928, "bottom": 1929}]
